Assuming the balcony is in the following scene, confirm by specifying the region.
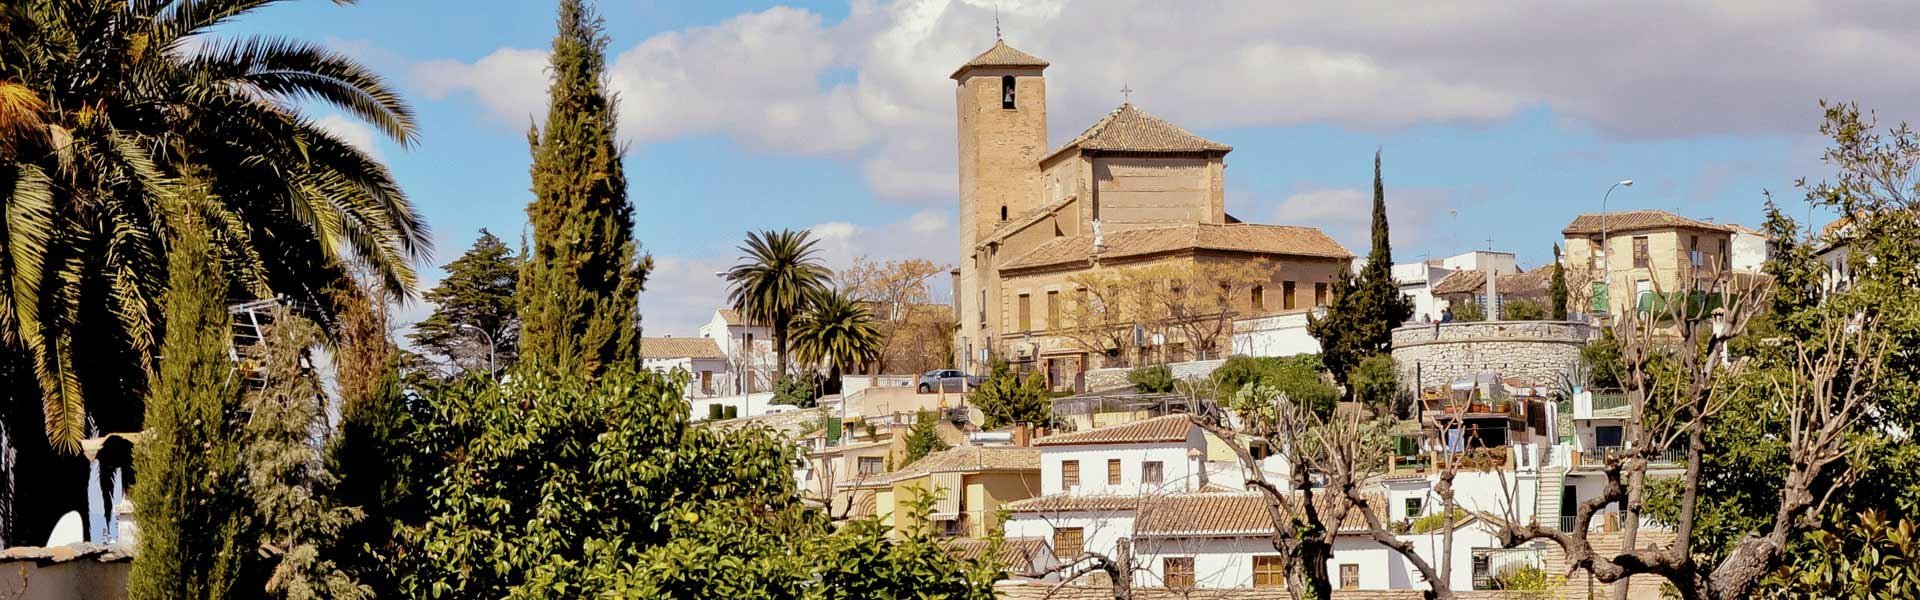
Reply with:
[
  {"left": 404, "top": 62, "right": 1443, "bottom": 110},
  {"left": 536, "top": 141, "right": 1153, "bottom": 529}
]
[
  {"left": 1577, "top": 445, "right": 1687, "bottom": 469},
  {"left": 1422, "top": 397, "right": 1525, "bottom": 422}
]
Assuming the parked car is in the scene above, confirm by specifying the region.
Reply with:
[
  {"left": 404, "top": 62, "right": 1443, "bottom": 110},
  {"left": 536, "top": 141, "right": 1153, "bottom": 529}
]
[{"left": 916, "top": 369, "right": 984, "bottom": 393}]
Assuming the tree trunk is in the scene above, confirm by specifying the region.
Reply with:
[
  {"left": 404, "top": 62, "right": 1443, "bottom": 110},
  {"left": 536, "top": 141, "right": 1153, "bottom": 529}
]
[{"left": 774, "top": 319, "right": 789, "bottom": 379}]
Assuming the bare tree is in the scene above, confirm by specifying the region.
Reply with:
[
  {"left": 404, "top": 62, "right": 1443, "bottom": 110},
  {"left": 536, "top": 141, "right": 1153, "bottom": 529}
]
[
  {"left": 1059, "top": 270, "right": 1161, "bottom": 369},
  {"left": 838, "top": 256, "right": 951, "bottom": 373},
  {"left": 1151, "top": 260, "right": 1271, "bottom": 361}
]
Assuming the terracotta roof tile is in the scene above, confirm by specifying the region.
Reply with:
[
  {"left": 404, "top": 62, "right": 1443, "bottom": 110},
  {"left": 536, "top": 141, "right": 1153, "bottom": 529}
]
[
  {"left": 1033, "top": 414, "right": 1193, "bottom": 446},
  {"left": 639, "top": 337, "right": 725, "bottom": 359},
  {"left": 1430, "top": 266, "right": 1554, "bottom": 296},
  {"left": 1005, "top": 494, "right": 1142, "bottom": 513},
  {"left": 1562, "top": 210, "right": 1733, "bottom": 235},
  {"left": 978, "top": 196, "right": 1078, "bottom": 249},
  {"left": 950, "top": 40, "right": 1049, "bottom": 79},
  {"left": 716, "top": 309, "right": 745, "bottom": 325},
  {"left": 946, "top": 537, "right": 1049, "bottom": 571},
  {"left": 1132, "top": 490, "right": 1389, "bottom": 536},
  {"left": 1001, "top": 223, "right": 1352, "bottom": 272},
  {"left": 845, "top": 446, "right": 1040, "bottom": 486},
  {"left": 1044, "top": 103, "right": 1230, "bottom": 162}
]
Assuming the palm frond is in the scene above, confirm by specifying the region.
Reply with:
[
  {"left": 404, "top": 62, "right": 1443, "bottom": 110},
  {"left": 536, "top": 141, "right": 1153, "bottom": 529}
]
[
  {"left": 182, "top": 35, "right": 418, "bottom": 145},
  {"left": 151, "top": 0, "right": 286, "bottom": 48}
]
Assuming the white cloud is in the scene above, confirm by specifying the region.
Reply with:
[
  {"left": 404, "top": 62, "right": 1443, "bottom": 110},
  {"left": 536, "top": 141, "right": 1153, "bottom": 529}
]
[
  {"left": 312, "top": 114, "right": 383, "bottom": 161},
  {"left": 1269, "top": 186, "right": 1456, "bottom": 258},
  {"left": 412, "top": 0, "right": 1920, "bottom": 204}
]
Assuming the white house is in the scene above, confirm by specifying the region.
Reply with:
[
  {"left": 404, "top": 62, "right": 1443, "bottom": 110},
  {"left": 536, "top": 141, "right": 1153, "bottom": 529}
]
[
  {"left": 1726, "top": 223, "right": 1771, "bottom": 272},
  {"left": 999, "top": 414, "right": 1546, "bottom": 593},
  {"left": 697, "top": 309, "right": 777, "bottom": 394},
  {"left": 1392, "top": 250, "right": 1520, "bottom": 323},
  {"left": 639, "top": 336, "right": 729, "bottom": 399}
]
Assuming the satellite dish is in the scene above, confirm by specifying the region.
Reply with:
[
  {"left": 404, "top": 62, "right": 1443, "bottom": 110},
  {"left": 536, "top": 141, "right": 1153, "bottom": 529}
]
[{"left": 46, "top": 511, "right": 84, "bottom": 546}]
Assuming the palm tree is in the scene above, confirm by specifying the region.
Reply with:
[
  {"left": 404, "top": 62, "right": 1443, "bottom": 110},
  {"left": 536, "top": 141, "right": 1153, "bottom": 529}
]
[
  {"left": 1, "top": 0, "right": 426, "bottom": 543},
  {"left": 724, "top": 229, "right": 830, "bottom": 379},
  {"left": 790, "top": 289, "right": 882, "bottom": 386}
]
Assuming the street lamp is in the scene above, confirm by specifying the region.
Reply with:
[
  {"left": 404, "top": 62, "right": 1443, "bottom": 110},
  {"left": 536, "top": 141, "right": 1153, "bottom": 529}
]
[
  {"left": 1599, "top": 179, "right": 1633, "bottom": 314},
  {"left": 457, "top": 323, "right": 498, "bottom": 381}
]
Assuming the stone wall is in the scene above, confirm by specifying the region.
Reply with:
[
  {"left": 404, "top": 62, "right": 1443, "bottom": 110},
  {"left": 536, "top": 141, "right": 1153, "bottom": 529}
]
[
  {"left": 1391, "top": 321, "right": 1594, "bottom": 390},
  {"left": 1084, "top": 358, "right": 1227, "bottom": 392}
]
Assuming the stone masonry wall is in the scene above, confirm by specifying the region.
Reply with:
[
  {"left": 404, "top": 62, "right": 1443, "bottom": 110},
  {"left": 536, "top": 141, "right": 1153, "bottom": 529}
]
[
  {"left": 1084, "top": 358, "right": 1227, "bottom": 392},
  {"left": 1392, "top": 321, "right": 1594, "bottom": 390}
]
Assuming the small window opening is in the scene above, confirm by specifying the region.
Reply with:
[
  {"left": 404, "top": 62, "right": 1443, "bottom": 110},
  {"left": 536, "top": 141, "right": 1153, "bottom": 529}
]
[
  {"left": 1001, "top": 205, "right": 1008, "bottom": 221},
  {"left": 1001, "top": 75, "right": 1016, "bottom": 109}
]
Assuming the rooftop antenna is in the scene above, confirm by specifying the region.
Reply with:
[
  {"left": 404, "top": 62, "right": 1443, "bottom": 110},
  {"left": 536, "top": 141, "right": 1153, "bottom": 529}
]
[{"left": 1121, "top": 83, "right": 1134, "bottom": 103}]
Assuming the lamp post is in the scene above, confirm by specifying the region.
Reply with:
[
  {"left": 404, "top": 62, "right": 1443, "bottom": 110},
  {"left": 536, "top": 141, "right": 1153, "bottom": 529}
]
[
  {"left": 457, "top": 323, "right": 498, "bottom": 381},
  {"left": 1599, "top": 179, "right": 1633, "bottom": 315}
]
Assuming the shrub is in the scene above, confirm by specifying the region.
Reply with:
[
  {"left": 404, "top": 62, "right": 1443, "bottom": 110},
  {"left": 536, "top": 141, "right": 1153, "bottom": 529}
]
[
  {"left": 772, "top": 373, "right": 821, "bottom": 407},
  {"left": 1211, "top": 355, "right": 1336, "bottom": 417},
  {"left": 1127, "top": 364, "right": 1175, "bottom": 393},
  {"left": 1452, "top": 301, "right": 1486, "bottom": 322},
  {"left": 1501, "top": 298, "right": 1550, "bottom": 321},
  {"left": 1349, "top": 354, "right": 1400, "bottom": 416}
]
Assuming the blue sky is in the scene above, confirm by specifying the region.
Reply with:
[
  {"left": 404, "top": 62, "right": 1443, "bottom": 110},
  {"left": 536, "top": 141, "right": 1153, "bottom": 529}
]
[{"left": 222, "top": 0, "right": 1918, "bottom": 335}]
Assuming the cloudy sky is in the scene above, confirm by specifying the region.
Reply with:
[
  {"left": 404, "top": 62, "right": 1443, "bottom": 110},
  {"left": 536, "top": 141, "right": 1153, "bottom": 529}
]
[{"left": 229, "top": 0, "right": 1918, "bottom": 335}]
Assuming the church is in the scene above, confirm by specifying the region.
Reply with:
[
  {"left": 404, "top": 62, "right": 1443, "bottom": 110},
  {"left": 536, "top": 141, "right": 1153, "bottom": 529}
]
[{"left": 950, "top": 40, "right": 1356, "bottom": 388}]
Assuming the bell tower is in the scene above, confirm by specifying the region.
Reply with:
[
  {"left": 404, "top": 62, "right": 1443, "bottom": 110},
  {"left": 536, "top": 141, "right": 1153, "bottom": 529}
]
[{"left": 951, "top": 39, "right": 1048, "bottom": 373}]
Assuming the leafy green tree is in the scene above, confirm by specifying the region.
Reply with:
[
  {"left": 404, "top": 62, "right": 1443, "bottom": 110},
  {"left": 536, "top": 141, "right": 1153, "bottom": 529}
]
[
  {"left": 1308, "top": 150, "right": 1415, "bottom": 394},
  {"left": 241, "top": 313, "right": 371, "bottom": 599},
  {"left": 409, "top": 230, "right": 519, "bottom": 376},
  {"left": 1127, "top": 364, "right": 1175, "bottom": 393},
  {"left": 517, "top": 0, "right": 651, "bottom": 379},
  {"left": 1452, "top": 300, "right": 1486, "bottom": 322},
  {"left": 725, "top": 229, "right": 831, "bottom": 378},
  {"left": 1550, "top": 244, "right": 1570, "bottom": 320},
  {"left": 128, "top": 221, "right": 249, "bottom": 600},
  {"left": 970, "top": 362, "right": 1054, "bottom": 428},
  {"left": 326, "top": 282, "right": 430, "bottom": 592},
  {"left": 902, "top": 409, "right": 951, "bottom": 465},
  {"left": 1, "top": 0, "right": 426, "bottom": 541},
  {"left": 790, "top": 288, "right": 882, "bottom": 387},
  {"left": 1349, "top": 354, "right": 1399, "bottom": 416},
  {"left": 1761, "top": 512, "right": 1920, "bottom": 597},
  {"left": 1501, "top": 298, "right": 1550, "bottom": 321},
  {"left": 771, "top": 372, "right": 822, "bottom": 408}
]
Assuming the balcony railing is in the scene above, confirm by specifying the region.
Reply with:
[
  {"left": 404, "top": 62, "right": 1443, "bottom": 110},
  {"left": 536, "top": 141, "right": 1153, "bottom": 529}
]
[
  {"left": 1590, "top": 392, "right": 1628, "bottom": 412},
  {"left": 1559, "top": 515, "right": 1580, "bottom": 533},
  {"left": 1579, "top": 445, "right": 1688, "bottom": 468}
]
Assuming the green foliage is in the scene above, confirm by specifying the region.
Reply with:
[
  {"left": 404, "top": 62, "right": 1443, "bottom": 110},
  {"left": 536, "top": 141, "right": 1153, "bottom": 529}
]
[
  {"left": 1762, "top": 512, "right": 1920, "bottom": 597},
  {"left": 1501, "top": 298, "right": 1550, "bottom": 321},
  {"left": 1493, "top": 564, "right": 1558, "bottom": 598},
  {"left": 517, "top": 0, "right": 651, "bottom": 379},
  {"left": 1128, "top": 364, "right": 1175, "bottom": 393},
  {"left": 1349, "top": 354, "right": 1399, "bottom": 416},
  {"left": 240, "top": 314, "right": 371, "bottom": 599},
  {"left": 1581, "top": 329, "right": 1625, "bottom": 390},
  {"left": 970, "top": 361, "right": 1054, "bottom": 428},
  {"left": 1308, "top": 150, "right": 1415, "bottom": 393},
  {"left": 129, "top": 223, "right": 250, "bottom": 600},
  {"left": 1550, "top": 244, "right": 1570, "bottom": 320},
  {"left": 903, "top": 409, "right": 951, "bottom": 465},
  {"left": 1212, "top": 355, "right": 1337, "bottom": 417},
  {"left": 1452, "top": 300, "right": 1486, "bottom": 322},
  {"left": 790, "top": 288, "right": 882, "bottom": 382},
  {"left": 409, "top": 230, "right": 520, "bottom": 376},
  {"left": 1408, "top": 508, "right": 1466, "bottom": 534},
  {"left": 725, "top": 229, "right": 832, "bottom": 379},
  {"left": 772, "top": 372, "right": 821, "bottom": 407}
]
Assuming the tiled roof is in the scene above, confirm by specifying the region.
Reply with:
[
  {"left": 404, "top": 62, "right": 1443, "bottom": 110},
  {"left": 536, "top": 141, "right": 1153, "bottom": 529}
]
[
  {"left": 1005, "top": 494, "right": 1142, "bottom": 513},
  {"left": 1725, "top": 222, "right": 1769, "bottom": 238},
  {"left": 1562, "top": 210, "right": 1733, "bottom": 235},
  {"left": 1430, "top": 266, "right": 1553, "bottom": 296},
  {"left": 1033, "top": 414, "right": 1193, "bottom": 446},
  {"left": 716, "top": 309, "right": 746, "bottom": 325},
  {"left": 639, "top": 337, "right": 725, "bottom": 359},
  {"left": 1, "top": 543, "right": 133, "bottom": 564},
  {"left": 978, "top": 196, "right": 1078, "bottom": 249},
  {"left": 1133, "top": 490, "right": 1389, "bottom": 536},
  {"left": 847, "top": 446, "right": 1040, "bottom": 486},
  {"left": 1044, "top": 103, "right": 1230, "bottom": 162},
  {"left": 1000, "top": 223, "right": 1353, "bottom": 272},
  {"left": 946, "top": 537, "right": 1050, "bottom": 572},
  {"left": 950, "top": 40, "right": 1049, "bottom": 79}
]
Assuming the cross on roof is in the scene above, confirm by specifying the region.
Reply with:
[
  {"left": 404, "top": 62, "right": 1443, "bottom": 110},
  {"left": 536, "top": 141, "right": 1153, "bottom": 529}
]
[{"left": 1121, "top": 83, "right": 1134, "bottom": 103}]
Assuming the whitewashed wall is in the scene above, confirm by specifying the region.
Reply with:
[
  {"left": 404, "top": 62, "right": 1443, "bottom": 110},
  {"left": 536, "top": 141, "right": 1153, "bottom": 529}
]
[
  {"left": 1230, "top": 312, "right": 1322, "bottom": 357},
  {"left": 1039, "top": 437, "right": 1206, "bottom": 495}
]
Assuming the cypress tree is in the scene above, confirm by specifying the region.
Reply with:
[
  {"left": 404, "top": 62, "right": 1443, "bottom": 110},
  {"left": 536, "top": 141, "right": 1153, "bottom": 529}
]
[
  {"left": 517, "top": 0, "right": 651, "bottom": 378},
  {"left": 1308, "top": 150, "right": 1414, "bottom": 393},
  {"left": 1551, "top": 243, "right": 1570, "bottom": 320},
  {"left": 128, "top": 216, "right": 250, "bottom": 600}
]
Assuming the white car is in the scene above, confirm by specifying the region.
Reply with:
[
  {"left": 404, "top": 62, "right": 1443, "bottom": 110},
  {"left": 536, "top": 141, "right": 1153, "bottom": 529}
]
[{"left": 916, "top": 369, "right": 984, "bottom": 393}]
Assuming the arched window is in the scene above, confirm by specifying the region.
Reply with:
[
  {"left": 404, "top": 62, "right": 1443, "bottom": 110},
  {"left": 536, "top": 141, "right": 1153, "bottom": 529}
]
[
  {"left": 1001, "top": 75, "right": 1016, "bottom": 109},
  {"left": 1001, "top": 205, "right": 1008, "bottom": 221}
]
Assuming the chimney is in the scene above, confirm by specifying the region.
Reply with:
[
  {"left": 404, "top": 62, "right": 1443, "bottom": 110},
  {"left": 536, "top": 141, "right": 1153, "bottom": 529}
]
[
  {"left": 1485, "top": 266, "right": 1500, "bottom": 320},
  {"left": 1012, "top": 423, "right": 1032, "bottom": 447}
]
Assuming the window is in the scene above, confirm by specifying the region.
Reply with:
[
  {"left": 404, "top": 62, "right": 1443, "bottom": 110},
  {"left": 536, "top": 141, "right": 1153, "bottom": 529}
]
[
  {"left": 1405, "top": 497, "right": 1424, "bottom": 519},
  {"left": 1596, "top": 425, "right": 1624, "bottom": 449},
  {"left": 1107, "top": 459, "right": 1122, "bottom": 485},
  {"left": 1001, "top": 75, "right": 1017, "bottom": 109},
  {"left": 1061, "top": 460, "right": 1080, "bottom": 489},
  {"left": 1632, "top": 236, "right": 1650, "bottom": 269},
  {"left": 1340, "top": 564, "right": 1360, "bottom": 590},
  {"left": 1163, "top": 557, "right": 1195, "bottom": 589},
  {"left": 700, "top": 370, "right": 713, "bottom": 395},
  {"left": 1283, "top": 281, "right": 1297, "bottom": 309},
  {"left": 1142, "top": 461, "right": 1164, "bottom": 486},
  {"left": 1053, "top": 527, "right": 1083, "bottom": 560},
  {"left": 1315, "top": 282, "right": 1329, "bottom": 307},
  {"left": 1047, "top": 291, "right": 1061, "bottom": 329},
  {"left": 1254, "top": 556, "right": 1286, "bottom": 588},
  {"left": 1000, "top": 205, "right": 1008, "bottom": 221},
  {"left": 1018, "top": 293, "right": 1032, "bottom": 332},
  {"left": 857, "top": 456, "right": 884, "bottom": 475},
  {"left": 1590, "top": 236, "right": 1606, "bottom": 269},
  {"left": 1250, "top": 285, "right": 1265, "bottom": 310}
]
